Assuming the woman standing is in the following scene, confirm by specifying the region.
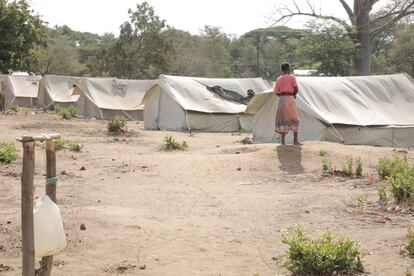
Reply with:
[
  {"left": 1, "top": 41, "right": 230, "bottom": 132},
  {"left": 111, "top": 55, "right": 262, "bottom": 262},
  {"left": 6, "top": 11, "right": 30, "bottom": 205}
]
[{"left": 273, "top": 63, "right": 301, "bottom": 145}]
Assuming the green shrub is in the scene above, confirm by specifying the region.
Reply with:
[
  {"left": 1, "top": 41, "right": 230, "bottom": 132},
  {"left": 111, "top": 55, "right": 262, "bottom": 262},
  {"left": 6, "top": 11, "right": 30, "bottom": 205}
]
[
  {"left": 378, "top": 184, "right": 388, "bottom": 203},
  {"left": 352, "top": 194, "right": 366, "bottom": 205},
  {"left": 56, "top": 105, "right": 76, "bottom": 119},
  {"left": 406, "top": 228, "right": 414, "bottom": 256},
  {"left": 68, "top": 142, "right": 83, "bottom": 152},
  {"left": 319, "top": 149, "right": 328, "bottom": 157},
  {"left": 321, "top": 159, "right": 329, "bottom": 175},
  {"left": 378, "top": 154, "right": 409, "bottom": 180},
  {"left": 107, "top": 116, "right": 128, "bottom": 133},
  {"left": 163, "top": 135, "right": 185, "bottom": 150},
  {"left": 355, "top": 158, "right": 363, "bottom": 177},
  {"left": 405, "top": 270, "right": 413, "bottom": 276},
  {"left": 0, "top": 142, "right": 17, "bottom": 163},
  {"left": 388, "top": 167, "right": 414, "bottom": 203},
  {"left": 54, "top": 139, "right": 83, "bottom": 152},
  {"left": 4, "top": 103, "right": 18, "bottom": 112},
  {"left": 282, "top": 228, "right": 364, "bottom": 275},
  {"left": 54, "top": 139, "right": 69, "bottom": 151}
]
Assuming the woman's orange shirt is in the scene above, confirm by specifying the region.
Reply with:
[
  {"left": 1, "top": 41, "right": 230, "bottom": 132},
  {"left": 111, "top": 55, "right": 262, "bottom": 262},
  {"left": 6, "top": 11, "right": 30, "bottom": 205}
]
[{"left": 273, "top": 74, "right": 297, "bottom": 94}]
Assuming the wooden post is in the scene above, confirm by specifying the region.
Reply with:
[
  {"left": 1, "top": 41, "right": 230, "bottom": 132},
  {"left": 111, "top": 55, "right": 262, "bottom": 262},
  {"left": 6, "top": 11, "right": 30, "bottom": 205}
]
[
  {"left": 21, "top": 141, "right": 36, "bottom": 276},
  {"left": 38, "top": 139, "right": 57, "bottom": 276}
]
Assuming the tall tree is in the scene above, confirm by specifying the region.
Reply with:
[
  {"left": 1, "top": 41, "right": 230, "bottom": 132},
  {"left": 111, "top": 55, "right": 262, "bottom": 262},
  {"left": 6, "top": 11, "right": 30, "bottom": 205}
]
[
  {"left": 273, "top": 0, "right": 414, "bottom": 75},
  {"left": 390, "top": 23, "right": 414, "bottom": 76},
  {"left": 292, "top": 22, "right": 357, "bottom": 76},
  {"left": 104, "top": 1, "right": 174, "bottom": 79},
  {"left": 0, "top": 0, "right": 47, "bottom": 73}
]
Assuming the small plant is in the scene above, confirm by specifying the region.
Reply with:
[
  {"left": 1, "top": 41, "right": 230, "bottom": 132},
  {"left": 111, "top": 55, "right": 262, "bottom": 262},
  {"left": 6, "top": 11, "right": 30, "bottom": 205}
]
[
  {"left": 282, "top": 228, "right": 364, "bottom": 275},
  {"left": 388, "top": 166, "right": 414, "bottom": 203},
  {"left": 378, "top": 183, "right": 388, "bottom": 203},
  {"left": 0, "top": 142, "right": 17, "bottom": 163},
  {"left": 355, "top": 158, "right": 363, "bottom": 177},
  {"left": 54, "top": 139, "right": 83, "bottom": 152},
  {"left": 345, "top": 155, "right": 354, "bottom": 175},
  {"left": 405, "top": 270, "right": 413, "bottom": 276},
  {"left": 54, "top": 139, "right": 69, "bottom": 151},
  {"left": 378, "top": 153, "right": 408, "bottom": 180},
  {"left": 321, "top": 159, "right": 329, "bottom": 174},
  {"left": 68, "top": 142, "right": 83, "bottom": 152},
  {"left": 402, "top": 228, "right": 414, "bottom": 257},
  {"left": 163, "top": 135, "right": 185, "bottom": 150},
  {"left": 4, "top": 103, "right": 18, "bottom": 112},
  {"left": 352, "top": 194, "right": 366, "bottom": 205},
  {"left": 108, "top": 116, "right": 128, "bottom": 133},
  {"left": 319, "top": 149, "right": 328, "bottom": 157},
  {"left": 55, "top": 105, "right": 76, "bottom": 119}
]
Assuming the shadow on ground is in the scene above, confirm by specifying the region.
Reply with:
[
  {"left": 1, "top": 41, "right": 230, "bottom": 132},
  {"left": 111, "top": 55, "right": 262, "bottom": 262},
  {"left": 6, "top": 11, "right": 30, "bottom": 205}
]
[{"left": 276, "top": 145, "right": 304, "bottom": 175}]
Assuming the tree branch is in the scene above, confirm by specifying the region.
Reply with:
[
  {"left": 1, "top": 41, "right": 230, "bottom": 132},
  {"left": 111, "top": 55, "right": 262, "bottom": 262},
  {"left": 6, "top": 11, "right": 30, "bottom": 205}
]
[
  {"left": 371, "top": 0, "right": 414, "bottom": 35},
  {"left": 273, "top": 1, "right": 353, "bottom": 32},
  {"left": 338, "top": 0, "right": 354, "bottom": 21}
]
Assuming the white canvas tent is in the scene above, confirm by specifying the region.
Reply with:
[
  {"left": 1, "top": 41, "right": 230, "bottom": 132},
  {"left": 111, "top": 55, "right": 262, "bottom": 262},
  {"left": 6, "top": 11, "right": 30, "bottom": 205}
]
[
  {"left": 38, "top": 75, "right": 81, "bottom": 108},
  {"left": 0, "top": 75, "right": 41, "bottom": 107},
  {"left": 76, "top": 77, "right": 155, "bottom": 120},
  {"left": 247, "top": 73, "right": 414, "bottom": 148},
  {"left": 142, "top": 75, "right": 269, "bottom": 132}
]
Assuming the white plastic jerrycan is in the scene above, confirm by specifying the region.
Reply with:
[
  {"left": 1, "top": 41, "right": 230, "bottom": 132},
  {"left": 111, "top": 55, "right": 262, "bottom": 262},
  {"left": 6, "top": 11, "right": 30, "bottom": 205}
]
[{"left": 33, "top": 195, "right": 67, "bottom": 257}]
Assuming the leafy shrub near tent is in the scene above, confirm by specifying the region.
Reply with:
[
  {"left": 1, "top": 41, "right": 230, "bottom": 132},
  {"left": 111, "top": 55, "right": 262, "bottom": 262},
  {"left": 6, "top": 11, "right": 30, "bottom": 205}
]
[
  {"left": 377, "top": 153, "right": 414, "bottom": 203},
  {"left": 163, "top": 135, "right": 186, "bottom": 150},
  {"left": 55, "top": 105, "right": 76, "bottom": 119},
  {"left": 282, "top": 228, "right": 364, "bottom": 275},
  {"left": 0, "top": 142, "right": 17, "bottom": 163},
  {"left": 54, "top": 138, "right": 83, "bottom": 152},
  {"left": 4, "top": 103, "right": 18, "bottom": 112},
  {"left": 107, "top": 116, "right": 128, "bottom": 133}
]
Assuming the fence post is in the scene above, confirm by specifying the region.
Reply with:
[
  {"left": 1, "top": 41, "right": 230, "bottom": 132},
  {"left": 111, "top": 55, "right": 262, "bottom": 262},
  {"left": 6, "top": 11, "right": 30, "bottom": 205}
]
[
  {"left": 21, "top": 141, "right": 36, "bottom": 276},
  {"left": 38, "top": 139, "right": 57, "bottom": 276}
]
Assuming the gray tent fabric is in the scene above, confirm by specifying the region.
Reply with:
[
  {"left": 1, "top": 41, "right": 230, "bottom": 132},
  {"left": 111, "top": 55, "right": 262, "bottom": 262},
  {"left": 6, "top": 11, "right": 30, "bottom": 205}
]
[
  {"left": 142, "top": 75, "right": 269, "bottom": 132},
  {"left": 76, "top": 77, "right": 155, "bottom": 120},
  {"left": 247, "top": 73, "right": 414, "bottom": 147},
  {"left": 38, "top": 75, "right": 81, "bottom": 108},
  {"left": 0, "top": 75, "right": 41, "bottom": 107}
]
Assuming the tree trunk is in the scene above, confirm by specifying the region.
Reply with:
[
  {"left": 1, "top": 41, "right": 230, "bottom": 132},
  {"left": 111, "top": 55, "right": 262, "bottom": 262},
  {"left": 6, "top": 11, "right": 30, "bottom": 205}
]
[{"left": 354, "top": 1, "right": 372, "bottom": 76}]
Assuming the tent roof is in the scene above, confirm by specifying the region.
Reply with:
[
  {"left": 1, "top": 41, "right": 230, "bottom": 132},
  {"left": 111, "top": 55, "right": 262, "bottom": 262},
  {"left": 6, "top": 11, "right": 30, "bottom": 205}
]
[
  {"left": 247, "top": 73, "right": 414, "bottom": 127},
  {"left": 142, "top": 74, "right": 269, "bottom": 114},
  {"left": 79, "top": 77, "right": 155, "bottom": 111},
  {"left": 4, "top": 75, "right": 41, "bottom": 98},
  {"left": 40, "top": 75, "right": 81, "bottom": 103}
]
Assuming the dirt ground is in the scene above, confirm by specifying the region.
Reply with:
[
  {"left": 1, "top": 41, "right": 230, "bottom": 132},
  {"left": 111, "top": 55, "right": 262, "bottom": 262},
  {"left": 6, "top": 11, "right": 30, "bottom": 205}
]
[{"left": 0, "top": 110, "right": 413, "bottom": 276}]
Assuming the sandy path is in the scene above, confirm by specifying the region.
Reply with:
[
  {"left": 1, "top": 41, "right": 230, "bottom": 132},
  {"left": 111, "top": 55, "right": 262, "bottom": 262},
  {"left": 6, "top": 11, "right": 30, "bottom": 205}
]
[{"left": 0, "top": 111, "right": 413, "bottom": 275}]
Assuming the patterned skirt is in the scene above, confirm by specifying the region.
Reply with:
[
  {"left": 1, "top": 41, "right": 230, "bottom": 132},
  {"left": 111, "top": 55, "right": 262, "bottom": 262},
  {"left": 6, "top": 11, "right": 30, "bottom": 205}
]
[{"left": 275, "top": 95, "right": 299, "bottom": 134}]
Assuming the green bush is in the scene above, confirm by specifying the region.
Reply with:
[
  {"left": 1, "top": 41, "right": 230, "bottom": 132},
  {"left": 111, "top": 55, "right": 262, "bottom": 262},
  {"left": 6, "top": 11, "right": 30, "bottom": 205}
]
[
  {"left": 378, "top": 183, "right": 388, "bottom": 203},
  {"left": 54, "top": 139, "right": 69, "bottom": 151},
  {"left": 319, "top": 149, "right": 328, "bottom": 157},
  {"left": 377, "top": 153, "right": 409, "bottom": 180},
  {"left": 388, "top": 167, "right": 414, "bottom": 203},
  {"left": 107, "top": 116, "right": 128, "bottom": 133},
  {"left": 355, "top": 158, "right": 363, "bottom": 178},
  {"left": 4, "top": 103, "right": 18, "bottom": 112},
  {"left": 163, "top": 135, "right": 185, "bottom": 150},
  {"left": 68, "top": 142, "right": 83, "bottom": 152},
  {"left": 321, "top": 159, "right": 329, "bottom": 175},
  {"left": 0, "top": 142, "right": 17, "bottom": 163},
  {"left": 55, "top": 105, "right": 76, "bottom": 119},
  {"left": 54, "top": 139, "right": 83, "bottom": 152},
  {"left": 377, "top": 153, "right": 414, "bottom": 203},
  {"left": 405, "top": 228, "right": 414, "bottom": 256},
  {"left": 282, "top": 228, "right": 364, "bottom": 275}
]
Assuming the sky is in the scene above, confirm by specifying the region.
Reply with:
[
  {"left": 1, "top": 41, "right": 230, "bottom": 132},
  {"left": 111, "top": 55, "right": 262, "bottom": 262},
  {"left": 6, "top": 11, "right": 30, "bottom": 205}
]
[{"left": 28, "top": 0, "right": 357, "bottom": 36}]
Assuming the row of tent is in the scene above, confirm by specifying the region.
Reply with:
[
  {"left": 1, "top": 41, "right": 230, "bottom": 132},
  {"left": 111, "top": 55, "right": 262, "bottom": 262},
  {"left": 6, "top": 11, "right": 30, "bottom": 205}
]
[{"left": 1, "top": 73, "right": 414, "bottom": 148}]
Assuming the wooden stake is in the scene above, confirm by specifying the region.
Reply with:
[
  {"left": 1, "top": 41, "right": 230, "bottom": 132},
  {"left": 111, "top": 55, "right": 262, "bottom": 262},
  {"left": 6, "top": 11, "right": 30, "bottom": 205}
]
[
  {"left": 38, "top": 139, "right": 57, "bottom": 276},
  {"left": 21, "top": 141, "right": 36, "bottom": 276}
]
